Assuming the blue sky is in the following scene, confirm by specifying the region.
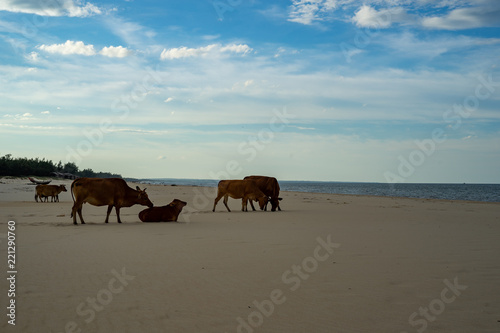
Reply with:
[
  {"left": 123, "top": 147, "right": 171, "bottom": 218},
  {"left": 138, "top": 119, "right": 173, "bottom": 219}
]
[{"left": 0, "top": 0, "right": 499, "bottom": 182}]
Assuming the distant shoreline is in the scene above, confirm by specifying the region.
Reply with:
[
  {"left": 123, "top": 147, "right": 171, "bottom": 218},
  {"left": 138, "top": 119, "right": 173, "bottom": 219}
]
[
  {"left": 3, "top": 176, "right": 498, "bottom": 203},
  {"left": 129, "top": 178, "right": 500, "bottom": 203}
]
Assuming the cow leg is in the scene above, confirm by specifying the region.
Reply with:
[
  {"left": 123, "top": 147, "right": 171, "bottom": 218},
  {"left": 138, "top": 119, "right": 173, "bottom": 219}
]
[
  {"left": 72, "top": 202, "right": 84, "bottom": 225},
  {"left": 212, "top": 193, "right": 224, "bottom": 212},
  {"left": 222, "top": 195, "right": 231, "bottom": 212},
  {"left": 105, "top": 205, "right": 113, "bottom": 223},
  {"left": 242, "top": 198, "right": 248, "bottom": 212},
  {"left": 115, "top": 206, "right": 122, "bottom": 223},
  {"left": 249, "top": 199, "right": 256, "bottom": 211},
  {"left": 77, "top": 207, "right": 85, "bottom": 224}
]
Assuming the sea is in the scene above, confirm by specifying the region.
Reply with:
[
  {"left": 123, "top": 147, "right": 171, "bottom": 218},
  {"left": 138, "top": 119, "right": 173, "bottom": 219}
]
[{"left": 131, "top": 178, "right": 500, "bottom": 203}]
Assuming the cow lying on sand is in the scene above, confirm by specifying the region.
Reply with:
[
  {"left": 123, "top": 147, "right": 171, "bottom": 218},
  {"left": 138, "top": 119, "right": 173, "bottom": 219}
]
[
  {"left": 35, "top": 184, "right": 67, "bottom": 202},
  {"left": 213, "top": 179, "right": 268, "bottom": 212},
  {"left": 139, "top": 199, "right": 187, "bottom": 222},
  {"left": 244, "top": 175, "right": 282, "bottom": 211},
  {"left": 70, "top": 178, "right": 153, "bottom": 225}
]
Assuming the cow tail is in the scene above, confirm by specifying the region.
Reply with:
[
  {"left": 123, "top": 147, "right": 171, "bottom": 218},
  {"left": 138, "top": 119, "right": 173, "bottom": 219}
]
[
  {"left": 70, "top": 179, "right": 76, "bottom": 203},
  {"left": 70, "top": 179, "right": 77, "bottom": 218}
]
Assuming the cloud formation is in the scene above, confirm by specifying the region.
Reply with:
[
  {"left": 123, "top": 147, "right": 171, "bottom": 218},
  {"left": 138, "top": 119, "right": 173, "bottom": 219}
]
[
  {"left": 289, "top": 0, "right": 500, "bottom": 30},
  {"left": 160, "top": 43, "right": 252, "bottom": 60},
  {"left": 352, "top": 5, "right": 411, "bottom": 28},
  {"left": 38, "top": 40, "right": 132, "bottom": 57},
  {"left": 39, "top": 40, "right": 96, "bottom": 56},
  {"left": 287, "top": 0, "right": 338, "bottom": 25},
  {"left": 99, "top": 46, "right": 134, "bottom": 58},
  {"left": 422, "top": 4, "right": 500, "bottom": 30},
  {"left": 0, "top": 0, "right": 102, "bottom": 17}
]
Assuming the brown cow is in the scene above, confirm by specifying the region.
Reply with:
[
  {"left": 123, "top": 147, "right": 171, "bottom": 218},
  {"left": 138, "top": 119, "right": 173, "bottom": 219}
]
[
  {"left": 35, "top": 184, "right": 67, "bottom": 202},
  {"left": 139, "top": 199, "right": 187, "bottom": 222},
  {"left": 70, "top": 178, "right": 153, "bottom": 225},
  {"left": 244, "top": 176, "right": 282, "bottom": 211},
  {"left": 212, "top": 179, "right": 268, "bottom": 212}
]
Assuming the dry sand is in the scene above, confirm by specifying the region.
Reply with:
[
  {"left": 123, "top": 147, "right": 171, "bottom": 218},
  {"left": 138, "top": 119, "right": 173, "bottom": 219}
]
[{"left": 0, "top": 177, "right": 499, "bottom": 333}]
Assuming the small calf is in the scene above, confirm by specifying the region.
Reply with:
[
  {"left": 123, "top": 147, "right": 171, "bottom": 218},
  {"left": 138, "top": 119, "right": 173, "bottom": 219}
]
[
  {"left": 139, "top": 199, "right": 187, "bottom": 222},
  {"left": 35, "top": 184, "right": 67, "bottom": 202}
]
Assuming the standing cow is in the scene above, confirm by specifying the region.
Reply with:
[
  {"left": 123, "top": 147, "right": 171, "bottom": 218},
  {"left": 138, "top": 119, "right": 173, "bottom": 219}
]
[
  {"left": 244, "top": 176, "right": 282, "bottom": 211},
  {"left": 70, "top": 178, "right": 153, "bottom": 225},
  {"left": 35, "top": 184, "right": 67, "bottom": 202},
  {"left": 139, "top": 199, "right": 187, "bottom": 222},
  {"left": 213, "top": 179, "right": 268, "bottom": 212}
]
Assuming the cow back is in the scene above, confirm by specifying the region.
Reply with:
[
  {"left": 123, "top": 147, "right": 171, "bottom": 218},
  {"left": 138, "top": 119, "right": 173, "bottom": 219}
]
[{"left": 71, "top": 178, "right": 129, "bottom": 206}]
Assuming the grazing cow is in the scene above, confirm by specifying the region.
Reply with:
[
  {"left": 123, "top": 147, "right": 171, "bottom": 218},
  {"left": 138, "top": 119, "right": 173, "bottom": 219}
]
[
  {"left": 70, "top": 178, "right": 153, "bottom": 225},
  {"left": 213, "top": 179, "right": 268, "bottom": 212},
  {"left": 139, "top": 199, "right": 187, "bottom": 222},
  {"left": 244, "top": 176, "right": 282, "bottom": 211},
  {"left": 35, "top": 184, "right": 67, "bottom": 202}
]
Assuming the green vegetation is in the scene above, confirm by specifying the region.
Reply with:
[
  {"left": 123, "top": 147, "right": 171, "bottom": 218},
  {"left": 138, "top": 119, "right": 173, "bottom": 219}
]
[{"left": 0, "top": 154, "right": 121, "bottom": 178}]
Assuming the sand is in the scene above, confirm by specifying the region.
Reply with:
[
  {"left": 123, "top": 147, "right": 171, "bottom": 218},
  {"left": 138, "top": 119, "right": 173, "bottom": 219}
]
[{"left": 0, "top": 177, "right": 499, "bottom": 333}]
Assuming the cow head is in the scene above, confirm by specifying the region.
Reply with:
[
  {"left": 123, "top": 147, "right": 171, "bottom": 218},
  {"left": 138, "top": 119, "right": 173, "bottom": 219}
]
[
  {"left": 60, "top": 185, "right": 68, "bottom": 192},
  {"left": 136, "top": 186, "right": 154, "bottom": 208},
  {"left": 270, "top": 197, "right": 282, "bottom": 211},
  {"left": 170, "top": 199, "right": 187, "bottom": 211},
  {"left": 257, "top": 196, "right": 268, "bottom": 210}
]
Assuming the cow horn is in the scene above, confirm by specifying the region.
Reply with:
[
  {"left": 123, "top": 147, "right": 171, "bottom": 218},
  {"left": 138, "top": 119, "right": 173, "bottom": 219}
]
[{"left": 136, "top": 186, "right": 141, "bottom": 191}]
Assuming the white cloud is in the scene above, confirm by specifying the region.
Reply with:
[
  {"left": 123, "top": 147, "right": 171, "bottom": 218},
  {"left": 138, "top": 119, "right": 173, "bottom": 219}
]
[
  {"left": 288, "top": 0, "right": 500, "bottom": 30},
  {"left": 0, "top": 0, "right": 102, "bottom": 17},
  {"left": 160, "top": 43, "right": 252, "bottom": 60},
  {"left": 25, "top": 52, "right": 39, "bottom": 62},
  {"left": 38, "top": 41, "right": 133, "bottom": 58},
  {"left": 164, "top": 97, "right": 174, "bottom": 103},
  {"left": 41, "top": 111, "right": 50, "bottom": 114},
  {"left": 287, "top": 0, "right": 349, "bottom": 25},
  {"left": 352, "top": 5, "right": 412, "bottom": 28},
  {"left": 160, "top": 44, "right": 217, "bottom": 60},
  {"left": 99, "top": 46, "right": 133, "bottom": 58},
  {"left": 288, "top": 0, "right": 323, "bottom": 25},
  {"left": 422, "top": 4, "right": 500, "bottom": 30},
  {"left": 39, "top": 40, "right": 96, "bottom": 56},
  {"left": 220, "top": 43, "right": 252, "bottom": 54}
]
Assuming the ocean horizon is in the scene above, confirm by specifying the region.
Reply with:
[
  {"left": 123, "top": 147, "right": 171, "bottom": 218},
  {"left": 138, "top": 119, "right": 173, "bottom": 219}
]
[{"left": 127, "top": 178, "right": 500, "bottom": 203}]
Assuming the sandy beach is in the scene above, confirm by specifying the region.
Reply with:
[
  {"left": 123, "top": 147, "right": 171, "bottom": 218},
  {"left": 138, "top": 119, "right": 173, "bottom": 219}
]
[{"left": 0, "top": 177, "right": 499, "bottom": 333}]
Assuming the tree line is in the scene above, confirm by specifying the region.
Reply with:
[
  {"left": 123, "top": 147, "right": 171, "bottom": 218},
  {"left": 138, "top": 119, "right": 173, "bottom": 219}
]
[{"left": 0, "top": 154, "right": 121, "bottom": 178}]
